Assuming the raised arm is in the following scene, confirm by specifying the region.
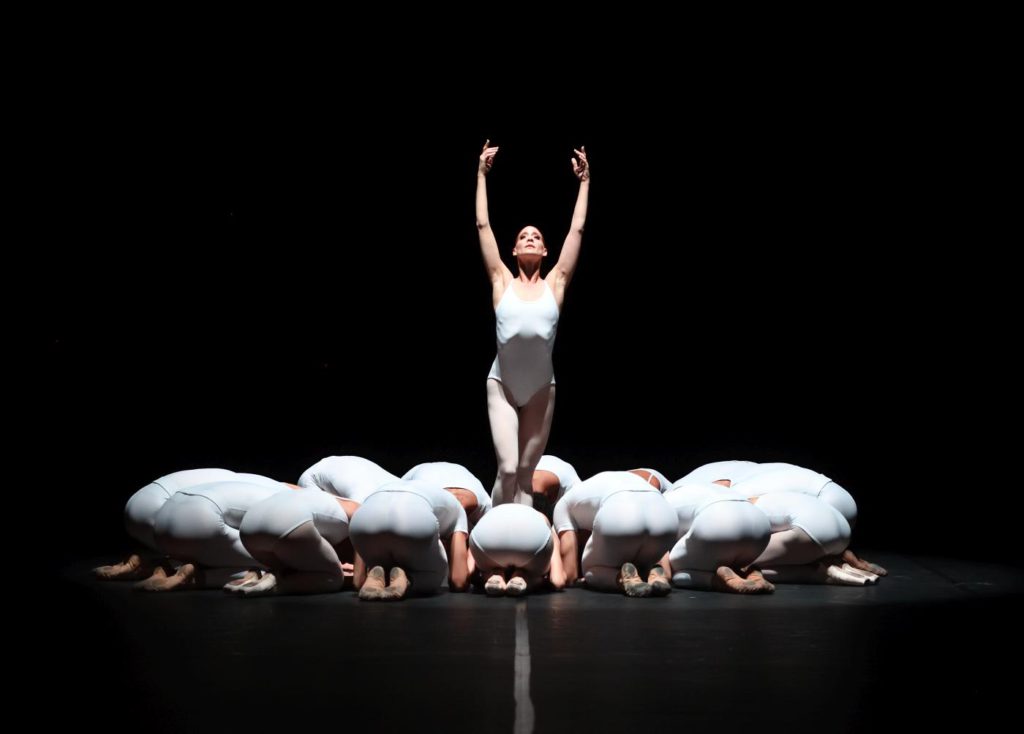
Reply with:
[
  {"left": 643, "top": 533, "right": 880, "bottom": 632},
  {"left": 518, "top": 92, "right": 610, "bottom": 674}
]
[
  {"left": 476, "top": 140, "right": 512, "bottom": 287},
  {"left": 549, "top": 146, "right": 590, "bottom": 292}
]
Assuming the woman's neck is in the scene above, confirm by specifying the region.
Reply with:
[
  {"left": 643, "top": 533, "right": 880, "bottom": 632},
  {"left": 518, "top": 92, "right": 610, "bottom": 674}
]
[{"left": 516, "top": 260, "right": 543, "bottom": 282}]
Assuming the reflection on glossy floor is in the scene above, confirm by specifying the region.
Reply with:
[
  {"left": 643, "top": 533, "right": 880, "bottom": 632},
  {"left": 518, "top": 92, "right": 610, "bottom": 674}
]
[{"left": 57, "top": 553, "right": 1023, "bottom": 734}]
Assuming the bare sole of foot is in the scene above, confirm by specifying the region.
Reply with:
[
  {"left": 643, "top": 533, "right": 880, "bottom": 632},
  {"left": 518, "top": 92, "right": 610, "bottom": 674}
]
[
  {"left": 743, "top": 568, "right": 776, "bottom": 593},
  {"left": 358, "top": 566, "right": 387, "bottom": 601},
  {"left": 647, "top": 567, "right": 672, "bottom": 597},
  {"left": 134, "top": 563, "right": 200, "bottom": 592},
  {"left": 127, "top": 565, "right": 168, "bottom": 588},
  {"left": 712, "top": 566, "right": 773, "bottom": 594},
  {"left": 381, "top": 567, "right": 410, "bottom": 601},
  {"left": 842, "top": 549, "right": 887, "bottom": 576},
  {"left": 93, "top": 554, "right": 151, "bottom": 581},
  {"left": 620, "top": 562, "right": 652, "bottom": 598},
  {"left": 484, "top": 574, "right": 507, "bottom": 597}
]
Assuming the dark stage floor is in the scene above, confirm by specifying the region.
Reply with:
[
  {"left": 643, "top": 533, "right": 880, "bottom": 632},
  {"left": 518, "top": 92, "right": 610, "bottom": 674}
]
[{"left": 54, "top": 553, "right": 1023, "bottom": 734}]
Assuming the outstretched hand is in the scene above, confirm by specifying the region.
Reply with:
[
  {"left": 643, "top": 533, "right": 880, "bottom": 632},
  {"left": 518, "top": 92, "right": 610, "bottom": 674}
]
[
  {"left": 479, "top": 139, "right": 499, "bottom": 175},
  {"left": 571, "top": 146, "right": 589, "bottom": 181}
]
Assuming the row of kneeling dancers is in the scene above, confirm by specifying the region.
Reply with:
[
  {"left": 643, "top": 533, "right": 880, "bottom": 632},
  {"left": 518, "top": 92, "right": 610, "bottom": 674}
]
[{"left": 94, "top": 456, "right": 886, "bottom": 600}]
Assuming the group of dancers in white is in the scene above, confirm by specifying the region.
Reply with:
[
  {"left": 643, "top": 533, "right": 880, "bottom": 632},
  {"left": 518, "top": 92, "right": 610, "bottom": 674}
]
[
  {"left": 94, "top": 143, "right": 885, "bottom": 599},
  {"left": 94, "top": 456, "right": 885, "bottom": 599}
]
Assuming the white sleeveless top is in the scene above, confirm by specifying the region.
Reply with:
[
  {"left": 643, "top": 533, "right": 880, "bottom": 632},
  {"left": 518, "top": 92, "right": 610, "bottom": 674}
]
[{"left": 487, "top": 281, "right": 560, "bottom": 407}]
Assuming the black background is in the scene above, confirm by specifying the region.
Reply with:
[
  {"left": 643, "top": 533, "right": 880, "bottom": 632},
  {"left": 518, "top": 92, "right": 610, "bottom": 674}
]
[{"left": 34, "top": 52, "right": 1011, "bottom": 573}]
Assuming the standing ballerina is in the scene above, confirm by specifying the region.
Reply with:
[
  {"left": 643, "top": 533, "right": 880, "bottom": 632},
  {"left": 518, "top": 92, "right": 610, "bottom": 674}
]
[{"left": 477, "top": 140, "right": 590, "bottom": 507}]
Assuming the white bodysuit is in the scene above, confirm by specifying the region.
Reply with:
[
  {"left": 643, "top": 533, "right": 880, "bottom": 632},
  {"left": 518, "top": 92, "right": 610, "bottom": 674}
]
[
  {"left": 124, "top": 468, "right": 279, "bottom": 551},
  {"left": 152, "top": 479, "right": 289, "bottom": 569},
  {"left": 663, "top": 482, "right": 772, "bottom": 589},
  {"left": 239, "top": 488, "right": 352, "bottom": 574},
  {"left": 535, "top": 454, "right": 581, "bottom": 502},
  {"left": 402, "top": 461, "right": 491, "bottom": 527},
  {"left": 469, "top": 504, "right": 554, "bottom": 577},
  {"left": 553, "top": 471, "right": 677, "bottom": 590},
  {"left": 683, "top": 461, "right": 859, "bottom": 527},
  {"left": 348, "top": 479, "right": 469, "bottom": 595},
  {"left": 487, "top": 281, "right": 559, "bottom": 407},
  {"left": 297, "top": 456, "right": 400, "bottom": 503}
]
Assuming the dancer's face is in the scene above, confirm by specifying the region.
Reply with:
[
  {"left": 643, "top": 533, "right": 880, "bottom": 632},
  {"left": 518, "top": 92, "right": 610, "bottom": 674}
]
[{"left": 513, "top": 227, "right": 547, "bottom": 260}]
